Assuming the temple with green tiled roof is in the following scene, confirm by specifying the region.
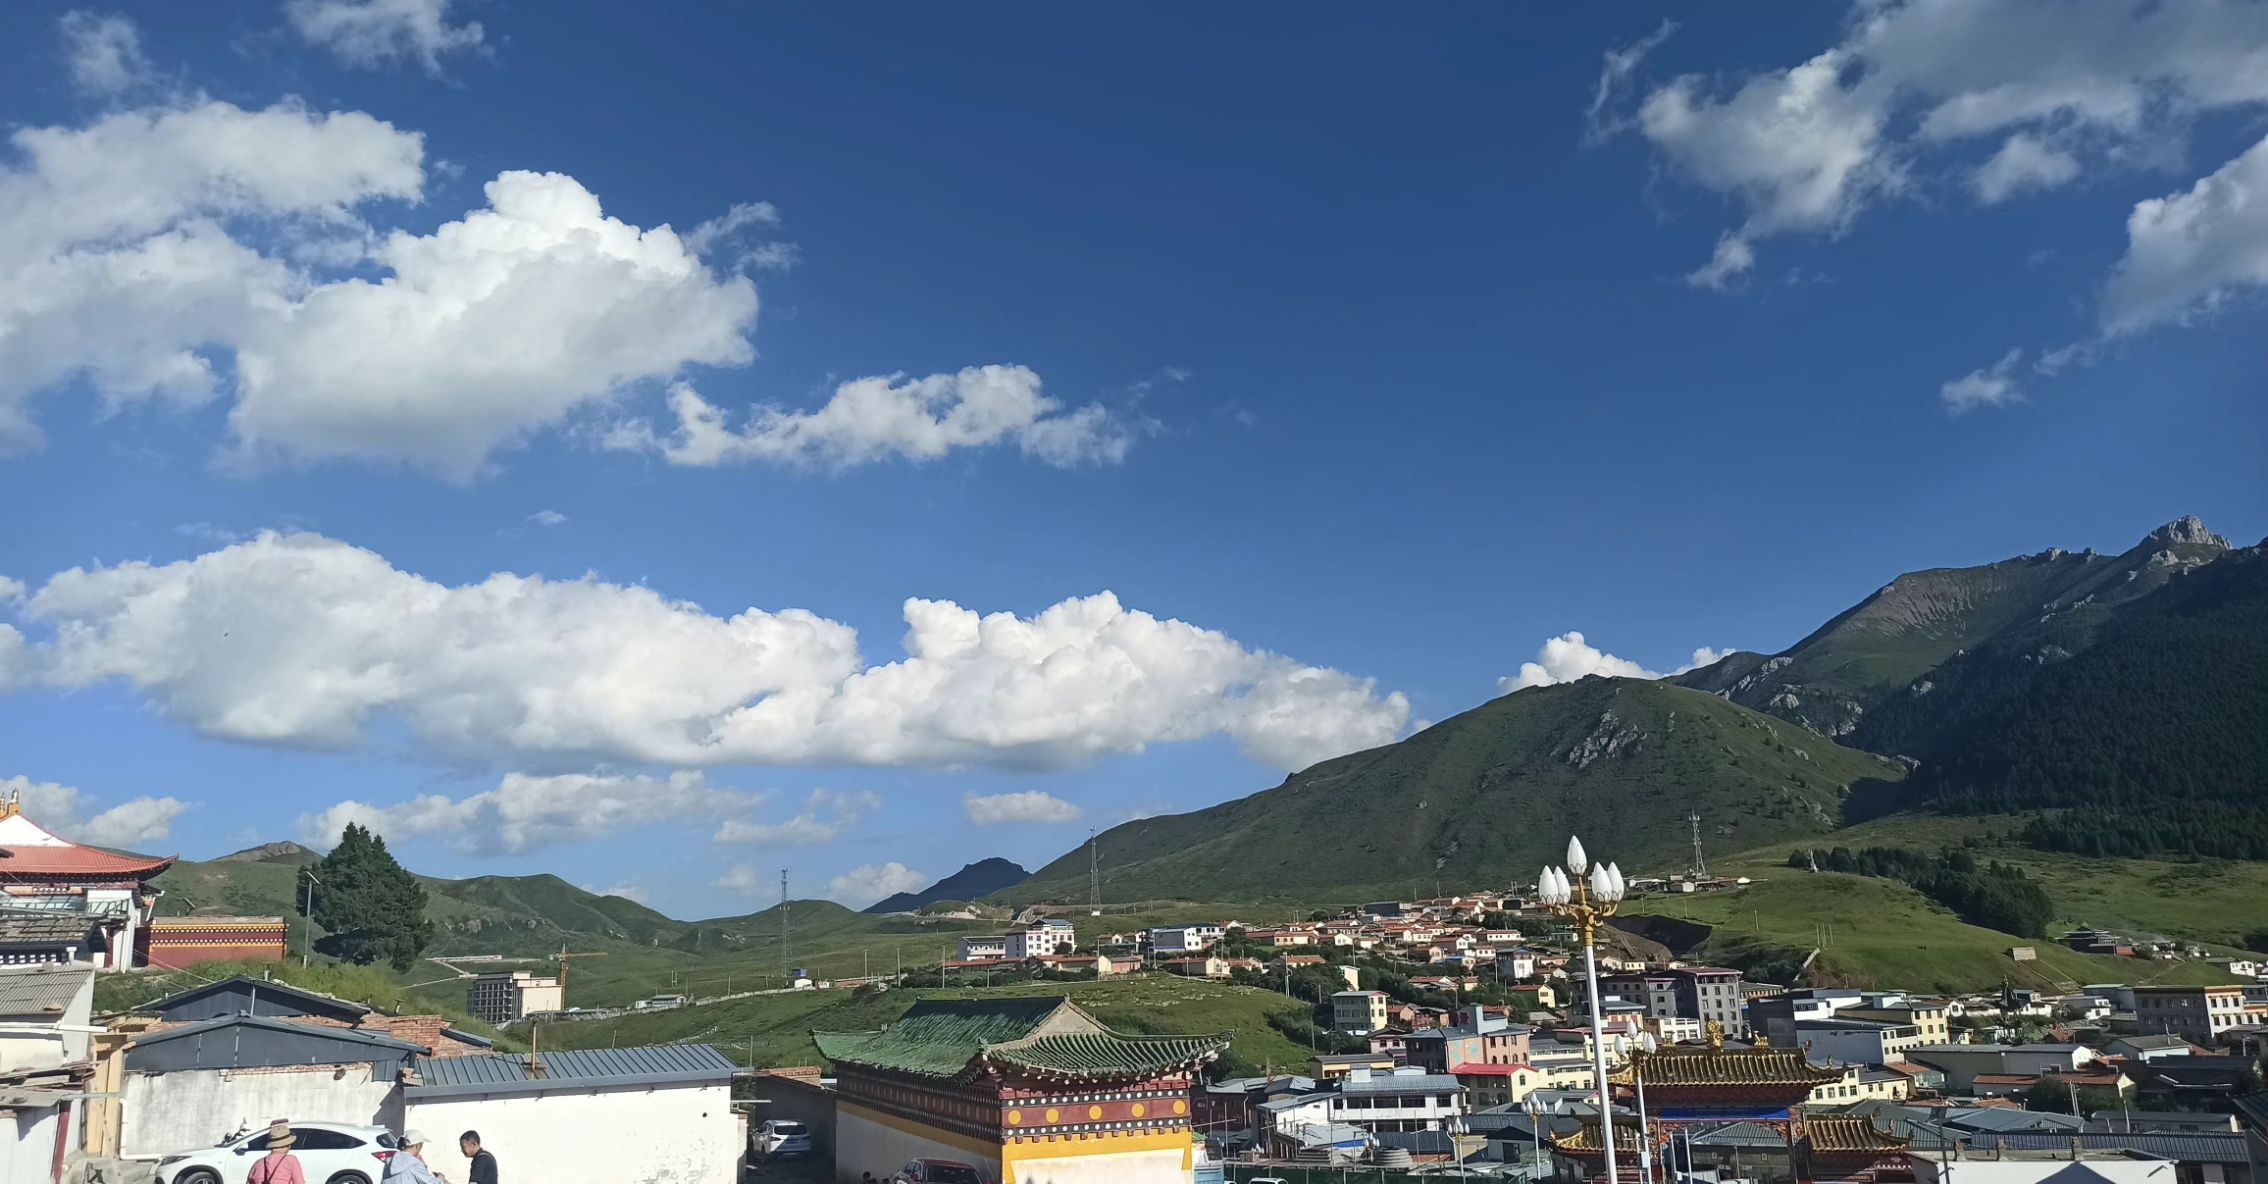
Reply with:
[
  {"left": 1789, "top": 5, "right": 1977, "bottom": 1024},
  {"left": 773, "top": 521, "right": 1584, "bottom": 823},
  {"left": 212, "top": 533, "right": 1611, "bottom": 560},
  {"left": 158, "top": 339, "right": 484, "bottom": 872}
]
[{"left": 815, "top": 997, "right": 1228, "bottom": 1184}]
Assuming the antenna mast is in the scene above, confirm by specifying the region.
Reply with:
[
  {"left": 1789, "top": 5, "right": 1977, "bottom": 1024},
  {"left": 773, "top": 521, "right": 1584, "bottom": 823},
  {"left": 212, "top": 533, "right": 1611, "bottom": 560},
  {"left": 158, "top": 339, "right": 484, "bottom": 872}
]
[
  {"left": 1688, "top": 812, "right": 1707, "bottom": 879},
  {"left": 780, "top": 868, "right": 791, "bottom": 977}
]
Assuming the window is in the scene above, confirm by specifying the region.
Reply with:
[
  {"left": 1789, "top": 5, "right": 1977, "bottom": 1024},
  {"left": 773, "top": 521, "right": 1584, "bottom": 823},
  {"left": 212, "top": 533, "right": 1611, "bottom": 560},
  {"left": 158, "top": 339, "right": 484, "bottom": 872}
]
[{"left": 296, "top": 1130, "right": 360, "bottom": 1151}]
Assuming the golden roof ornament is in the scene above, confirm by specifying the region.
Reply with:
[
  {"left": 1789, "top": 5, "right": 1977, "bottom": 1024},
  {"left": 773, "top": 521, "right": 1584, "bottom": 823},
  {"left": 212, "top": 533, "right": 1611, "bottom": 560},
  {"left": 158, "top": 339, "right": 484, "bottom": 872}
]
[{"left": 1705, "top": 1019, "right": 1725, "bottom": 1049}]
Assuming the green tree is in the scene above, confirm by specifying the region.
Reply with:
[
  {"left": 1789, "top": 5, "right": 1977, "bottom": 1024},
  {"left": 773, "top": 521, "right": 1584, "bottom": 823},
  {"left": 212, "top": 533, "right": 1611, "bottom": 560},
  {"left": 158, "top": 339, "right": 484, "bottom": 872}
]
[{"left": 300, "top": 823, "right": 434, "bottom": 971}]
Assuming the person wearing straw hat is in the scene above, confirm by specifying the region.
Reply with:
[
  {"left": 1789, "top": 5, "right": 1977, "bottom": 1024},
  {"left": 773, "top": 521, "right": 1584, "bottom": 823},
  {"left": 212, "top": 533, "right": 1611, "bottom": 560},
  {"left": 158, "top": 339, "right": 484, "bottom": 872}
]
[
  {"left": 384, "top": 1130, "right": 448, "bottom": 1183},
  {"left": 246, "top": 1121, "right": 304, "bottom": 1184}
]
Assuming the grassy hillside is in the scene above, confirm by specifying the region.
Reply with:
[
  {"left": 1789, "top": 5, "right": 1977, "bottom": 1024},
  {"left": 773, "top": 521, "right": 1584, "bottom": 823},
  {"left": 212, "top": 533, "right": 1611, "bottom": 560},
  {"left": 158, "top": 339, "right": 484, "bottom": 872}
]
[
  {"left": 540, "top": 976, "right": 1320, "bottom": 1077},
  {"left": 1601, "top": 816, "right": 2263, "bottom": 992},
  {"left": 1010, "top": 677, "right": 1906, "bottom": 904}
]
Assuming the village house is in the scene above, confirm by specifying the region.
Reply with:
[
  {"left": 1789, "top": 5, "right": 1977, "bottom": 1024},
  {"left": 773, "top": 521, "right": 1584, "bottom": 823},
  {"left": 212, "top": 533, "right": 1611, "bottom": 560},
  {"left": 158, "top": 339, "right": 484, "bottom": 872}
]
[
  {"left": 1164, "top": 955, "right": 1231, "bottom": 979},
  {"left": 1147, "top": 923, "right": 1224, "bottom": 954},
  {"left": 957, "top": 934, "right": 1010, "bottom": 961},
  {"left": 1005, "top": 917, "right": 1077, "bottom": 960},
  {"left": 405, "top": 1044, "right": 741, "bottom": 1184},
  {"left": 1448, "top": 1061, "right": 1539, "bottom": 1109},
  {"left": 1309, "top": 1052, "right": 1398, "bottom": 1082}
]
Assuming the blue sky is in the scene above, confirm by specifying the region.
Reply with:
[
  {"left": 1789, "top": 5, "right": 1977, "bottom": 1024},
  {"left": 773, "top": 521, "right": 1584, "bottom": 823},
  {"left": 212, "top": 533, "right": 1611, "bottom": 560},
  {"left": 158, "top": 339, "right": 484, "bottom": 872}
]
[{"left": 1, "top": 1, "right": 2262, "bottom": 916}]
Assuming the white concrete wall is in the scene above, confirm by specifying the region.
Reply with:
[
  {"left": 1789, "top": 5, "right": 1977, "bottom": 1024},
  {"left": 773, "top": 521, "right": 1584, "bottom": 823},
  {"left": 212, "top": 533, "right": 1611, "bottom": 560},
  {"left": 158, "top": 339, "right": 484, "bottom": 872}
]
[
  {"left": 836, "top": 1106, "right": 999, "bottom": 1184},
  {"left": 121, "top": 1065, "right": 402, "bottom": 1157},
  {"left": 1911, "top": 1159, "right": 2172, "bottom": 1184},
  {"left": 4, "top": 1105, "right": 65, "bottom": 1184},
  {"left": 408, "top": 1083, "right": 737, "bottom": 1184}
]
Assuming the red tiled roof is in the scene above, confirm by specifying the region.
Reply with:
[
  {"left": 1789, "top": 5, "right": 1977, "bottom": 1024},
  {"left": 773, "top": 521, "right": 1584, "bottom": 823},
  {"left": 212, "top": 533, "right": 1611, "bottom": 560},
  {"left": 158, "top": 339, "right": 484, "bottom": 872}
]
[{"left": 0, "top": 845, "right": 174, "bottom": 878}]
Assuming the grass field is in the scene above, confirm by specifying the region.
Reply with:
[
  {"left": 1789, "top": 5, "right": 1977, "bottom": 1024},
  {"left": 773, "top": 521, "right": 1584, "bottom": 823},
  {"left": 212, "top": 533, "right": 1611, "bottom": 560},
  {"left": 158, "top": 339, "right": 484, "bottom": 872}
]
[
  {"left": 538, "top": 974, "right": 1321, "bottom": 1077},
  {"left": 1604, "top": 816, "right": 2262, "bottom": 993}
]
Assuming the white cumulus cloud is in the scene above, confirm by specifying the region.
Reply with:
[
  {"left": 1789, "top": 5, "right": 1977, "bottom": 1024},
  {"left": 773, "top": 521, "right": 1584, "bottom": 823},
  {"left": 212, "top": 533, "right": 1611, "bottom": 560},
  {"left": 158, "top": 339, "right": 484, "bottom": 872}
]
[
  {"left": 285, "top": 0, "right": 485, "bottom": 72},
  {"left": 1600, "top": 0, "right": 2268, "bottom": 279},
  {"left": 303, "top": 770, "right": 760, "bottom": 855},
  {"left": 2099, "top": 133, "right": 2268, "bottom": 334},
  {"left": 59, "top": 11, "right": 153, "bottom": 95},
  {"left": 826, "top": 862, "right": 929, "bottom": 909},
  {"left": 614, "top": 367, "right": 1137, "bottom": 470},
  {"left": 7, "top": 532, "right": 1409, "bottom": 773},
  {"left": 229, "top": 171, "right": 759, "bottom": 479},
  {"left": 713, "top": 788, "right": 879, "bottom": 847},
  {"left": 1499, "top": 633, "right": 1729, "bottom": 693},
  {"left": 1940, "top": 347, "right": 2028, "bottom": 413},
  {"left": 712, "top": 864, "right": 767, "bottom": 895},
  {"left": 1972, "top": 134, "right": 2080, "bottom": 204},
  {"left": 962, "top": 790, "right": 1082, "bottom": 826},
  {"left": 579, "top": 880, "right": 652, "bottom": 905},
  {"left": 3, "top": 773, "right": 191, "bottom": 849}
]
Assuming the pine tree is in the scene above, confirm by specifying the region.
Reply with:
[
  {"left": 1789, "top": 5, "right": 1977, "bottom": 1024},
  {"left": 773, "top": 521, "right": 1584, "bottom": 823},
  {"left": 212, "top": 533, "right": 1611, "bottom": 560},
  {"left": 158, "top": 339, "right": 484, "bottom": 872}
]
[{"left": 301, "top": 823, "right": 435, "bottom": 971}]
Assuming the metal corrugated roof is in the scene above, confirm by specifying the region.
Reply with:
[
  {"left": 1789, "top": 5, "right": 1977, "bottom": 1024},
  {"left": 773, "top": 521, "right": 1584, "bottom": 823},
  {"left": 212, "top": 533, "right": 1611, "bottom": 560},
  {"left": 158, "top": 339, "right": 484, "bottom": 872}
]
[
  {"left": 0, "top": 965, "right": 90, "bottom": 1015},
  {"left": 1340, "top": 1072, "right": 1461, "bottom": 1093},
  {"left": 409, "top": 1044, "right": 735, "bottom": 1098},
  {"left": 1972, "top": 1132, "right": 2249, "bottom": 1162}
]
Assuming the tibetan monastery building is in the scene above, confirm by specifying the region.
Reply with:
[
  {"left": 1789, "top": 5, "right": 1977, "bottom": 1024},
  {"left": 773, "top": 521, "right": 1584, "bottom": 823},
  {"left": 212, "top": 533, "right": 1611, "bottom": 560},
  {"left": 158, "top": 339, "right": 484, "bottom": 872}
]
[
  {"left": 0, "top": 791, "right": 173, "bottom": 970},
  {"left": 815, "top": 996, "right": 1227, "bottom": 1184},
  {"left": 1553, "top": 1027, "right": 1913, "bottom": 1184}
]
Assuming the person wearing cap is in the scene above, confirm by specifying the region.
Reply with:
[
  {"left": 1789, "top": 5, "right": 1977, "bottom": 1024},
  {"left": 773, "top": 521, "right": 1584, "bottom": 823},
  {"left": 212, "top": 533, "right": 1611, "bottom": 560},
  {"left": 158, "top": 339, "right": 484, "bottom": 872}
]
[
  {"left": 384, "top": 1130, "right": 447, "bottom": 1184},
  {"left": 247, "top": 1121, "right": 304, "bottom": 1184}
]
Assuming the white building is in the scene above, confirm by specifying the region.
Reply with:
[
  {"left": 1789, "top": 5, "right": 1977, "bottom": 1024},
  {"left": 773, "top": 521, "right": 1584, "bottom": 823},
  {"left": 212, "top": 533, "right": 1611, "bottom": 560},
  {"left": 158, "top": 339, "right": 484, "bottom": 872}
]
[
  {"left": 406, "top": 1045, "right": 741, "bottom": 1184},
  {"left": 1327, "top": 1066, "right": 1464, "bottom": 1133},
  {"left": 1794, "top": 1018, "right": 1925, "bottom": 1067},
  {"left": 1148, "top": 924, "right": 1224, "bottom": 954},
  {"left": 1332, "top": 990, "right": 1389, "bottom": 1034},
  {"left": 957, "top": 935, "right": 1009, "bottom": 961},
  {"left": 1004, "top": 918, "right": 1077, "bottom": 960}
]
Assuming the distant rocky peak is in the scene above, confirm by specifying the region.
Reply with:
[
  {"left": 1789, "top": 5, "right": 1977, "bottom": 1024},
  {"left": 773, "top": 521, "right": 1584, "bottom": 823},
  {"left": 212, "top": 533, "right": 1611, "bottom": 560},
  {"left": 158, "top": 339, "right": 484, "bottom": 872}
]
[{"left": 2142, "top": 515, "right": 2228, "bottom": 550}]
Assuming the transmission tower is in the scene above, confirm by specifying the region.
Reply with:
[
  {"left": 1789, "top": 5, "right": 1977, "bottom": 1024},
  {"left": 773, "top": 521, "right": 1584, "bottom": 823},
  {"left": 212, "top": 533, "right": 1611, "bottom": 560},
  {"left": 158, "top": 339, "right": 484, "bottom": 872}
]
[
  {"left": 1089, "top": 830, "right": 1101, "bottom": 916},
  {"left": 1688, "top": 812, "right": 1708, "bottom": 879},
  {"left": 780, "top": 868, "right": 791, "bottom": 977}
]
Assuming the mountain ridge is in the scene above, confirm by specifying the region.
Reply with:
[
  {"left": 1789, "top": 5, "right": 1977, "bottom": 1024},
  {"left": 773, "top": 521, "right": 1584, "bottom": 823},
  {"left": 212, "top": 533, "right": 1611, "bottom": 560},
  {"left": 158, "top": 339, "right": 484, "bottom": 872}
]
[{"left": 864, "top": 857, "right": 1031, "bottom": 914}]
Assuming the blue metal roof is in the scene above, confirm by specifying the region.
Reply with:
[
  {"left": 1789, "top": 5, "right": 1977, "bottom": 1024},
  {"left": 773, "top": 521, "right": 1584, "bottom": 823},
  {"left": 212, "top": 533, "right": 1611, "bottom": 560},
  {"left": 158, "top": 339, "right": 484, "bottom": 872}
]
[
  {"left": 407, "top": 1043, "right": 736, "bottom": 1099},
  {"left": 1971, "top": 1132, "right": 2249, "bottom": 1163},
  {"left": 126, "top": 1014, "right": 423, "bottom": 1073}
]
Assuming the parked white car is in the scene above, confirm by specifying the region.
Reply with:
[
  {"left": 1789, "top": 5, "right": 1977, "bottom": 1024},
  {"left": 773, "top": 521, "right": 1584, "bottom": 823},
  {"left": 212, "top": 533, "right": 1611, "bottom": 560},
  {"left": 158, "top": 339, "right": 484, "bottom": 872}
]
[{"left": 156, "top": 1122, "right": 401, "bottom": 1184}]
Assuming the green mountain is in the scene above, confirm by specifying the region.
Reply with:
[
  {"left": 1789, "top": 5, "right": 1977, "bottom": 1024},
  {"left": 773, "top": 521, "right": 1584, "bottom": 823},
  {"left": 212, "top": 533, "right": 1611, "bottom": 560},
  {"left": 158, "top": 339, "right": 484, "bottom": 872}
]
[
  {"left": 1677, "top": 516, "right": 2233, "bottom": 738},
  {"left": 864, "top": 857, "right": 1031, "bottom": 914},
  {"left": 1008, "top": 677, "right": 1907, "bottom": 904}
]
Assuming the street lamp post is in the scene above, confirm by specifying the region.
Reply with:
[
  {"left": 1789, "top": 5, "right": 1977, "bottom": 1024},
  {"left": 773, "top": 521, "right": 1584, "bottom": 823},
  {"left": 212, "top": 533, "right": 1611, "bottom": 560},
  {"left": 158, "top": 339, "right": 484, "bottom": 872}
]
[
  {"left": 1634, "top": 1031, "right": 1660, "bottom": 1184},
  {"left": 1538, "top": 836, "right": 1628, "bottom": 1184}
]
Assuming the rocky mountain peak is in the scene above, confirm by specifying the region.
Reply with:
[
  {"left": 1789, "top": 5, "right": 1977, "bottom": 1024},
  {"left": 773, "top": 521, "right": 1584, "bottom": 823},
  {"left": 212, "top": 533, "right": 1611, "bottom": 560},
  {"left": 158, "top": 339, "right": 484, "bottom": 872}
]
[{"left": 2142, "top": 515, "right": 2228, "bottom": 550}]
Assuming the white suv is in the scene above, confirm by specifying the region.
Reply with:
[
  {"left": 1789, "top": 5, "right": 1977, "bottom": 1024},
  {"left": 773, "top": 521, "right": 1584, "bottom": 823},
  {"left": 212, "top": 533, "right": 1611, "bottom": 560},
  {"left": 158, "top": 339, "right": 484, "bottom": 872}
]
[{"left": 156, "top": 1122, "right": 401, "bottom": 1184}]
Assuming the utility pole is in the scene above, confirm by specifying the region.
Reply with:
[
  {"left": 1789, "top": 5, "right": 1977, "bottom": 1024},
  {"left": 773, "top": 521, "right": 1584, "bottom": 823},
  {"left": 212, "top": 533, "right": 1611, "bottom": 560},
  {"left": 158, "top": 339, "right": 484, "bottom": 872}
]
[{"left": 298, "top": 870, "right": 324, "bottom": 969}]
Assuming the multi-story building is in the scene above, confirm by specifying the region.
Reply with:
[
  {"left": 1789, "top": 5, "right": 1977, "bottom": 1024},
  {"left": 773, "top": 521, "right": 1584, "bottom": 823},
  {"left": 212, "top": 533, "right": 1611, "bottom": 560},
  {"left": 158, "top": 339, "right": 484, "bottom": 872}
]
[
  {"left": 2131, "top": 985, "right": 2248, "bottom": 1045},
  {"left": 1003, "top": 918, "right": 1076, "bottom": 960},
  {"left": 1671, "top": 966, "right": 1746, "bottom": 1035},
  {"left": 1326, "top": 1066, "right": 1464, "bottom": 1134},
  {"left": 1448, "top": 1062, "right": 1539, "bottom": 1109},
  {"left": 1841, "top": 999, "right": 1952, "bottom": 1044},
  {"left": 1794, "top": 1018, "right": 1924, "bottom": 1067},
  {"left": 1599, "top": 971, "right": 1679, "bottom": 1019},
  {"left": 1402, "top": 1009, "right": 1532, "bottom": 1073},
  {"left": 466, "top": 971, "right": 562, "bottom": 1025},
  {"left": 1332, "top": 990, "right": 1389, "bottom": 1034}
]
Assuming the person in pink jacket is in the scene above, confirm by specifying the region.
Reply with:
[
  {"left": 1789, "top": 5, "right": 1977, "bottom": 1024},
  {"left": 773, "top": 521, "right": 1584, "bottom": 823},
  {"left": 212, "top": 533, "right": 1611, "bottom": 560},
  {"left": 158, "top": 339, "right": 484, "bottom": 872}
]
[{"left": 247, "top": 1122, "right": 305, "bottom": 1184}]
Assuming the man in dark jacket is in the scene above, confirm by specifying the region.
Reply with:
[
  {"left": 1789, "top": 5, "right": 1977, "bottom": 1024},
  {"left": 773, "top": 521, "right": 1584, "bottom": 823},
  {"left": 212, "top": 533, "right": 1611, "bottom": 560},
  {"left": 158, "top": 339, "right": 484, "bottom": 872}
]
[{"left": 459, "top": 1132, "right": 498, "bottom": 1184}]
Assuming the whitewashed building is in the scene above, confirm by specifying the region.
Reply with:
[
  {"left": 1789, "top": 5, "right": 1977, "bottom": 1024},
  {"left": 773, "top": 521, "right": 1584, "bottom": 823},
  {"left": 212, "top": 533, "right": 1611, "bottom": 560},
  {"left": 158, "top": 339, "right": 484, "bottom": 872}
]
[{"left": 406, "top": 1045, "right": 741, "bottom": 1184}]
